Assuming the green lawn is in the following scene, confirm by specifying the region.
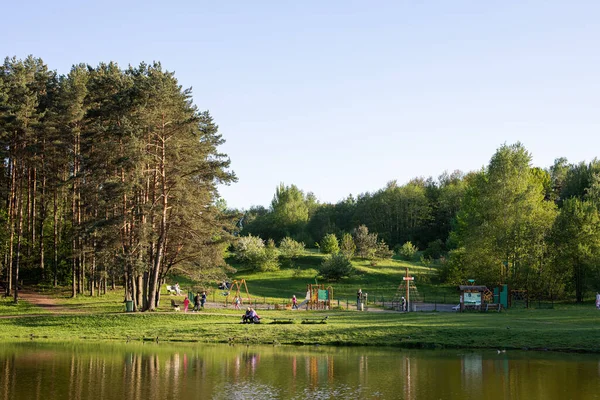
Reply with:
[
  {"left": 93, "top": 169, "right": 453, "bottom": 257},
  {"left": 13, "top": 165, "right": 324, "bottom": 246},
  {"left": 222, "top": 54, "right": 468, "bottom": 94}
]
[
  {"left": 225, "top": 252, "right": 456, "bottom": 306},
  {"left": 2, "top": 251, "right": 597, "bottom": 353},
  {"left": 0, "top": 306, "right": 598, "bottom": 352}
]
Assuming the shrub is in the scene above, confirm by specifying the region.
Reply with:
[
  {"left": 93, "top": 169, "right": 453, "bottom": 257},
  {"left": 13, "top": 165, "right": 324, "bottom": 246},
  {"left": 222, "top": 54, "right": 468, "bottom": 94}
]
[
  {"left": 319, "top": 254, "right": 355, "bottom": 281},
  {"left": 320, "top": 233, "right": 339, "bottom": 254},
  {"left": 234, "top": 235, "right": 280, "bottom": 271},
  {"left": 353, "top": 225, "right": 377, "bottom": 259},
  {"left": 340, "top": 233, "right": 356, "bottom": 258},
  {"left": 423, "top": 239, "right": 445, "bottom": 259},
  {"left": 398, "top": 241, "right": 418, "bottom": 261},
  {"left": 375, "top": 241, "right": 393, "bottom": 259},
  {"left": 279, "top": 237, "right": 305, "bottom": 259}
]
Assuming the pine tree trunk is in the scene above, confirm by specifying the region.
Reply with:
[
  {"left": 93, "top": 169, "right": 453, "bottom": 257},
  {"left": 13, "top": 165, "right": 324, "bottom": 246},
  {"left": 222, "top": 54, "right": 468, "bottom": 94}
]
[
  {"left": 53, "top": 189, "right": 58, "bottom": 287},
  {"left": 13, "top": 173, "right": 24, "bottom": 304}
]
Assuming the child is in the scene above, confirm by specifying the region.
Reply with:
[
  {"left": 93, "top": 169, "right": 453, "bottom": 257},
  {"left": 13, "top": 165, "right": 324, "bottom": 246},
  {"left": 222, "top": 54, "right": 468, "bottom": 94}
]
[{"left": 183, "top": 296, "right": 190, "bottom": 312}]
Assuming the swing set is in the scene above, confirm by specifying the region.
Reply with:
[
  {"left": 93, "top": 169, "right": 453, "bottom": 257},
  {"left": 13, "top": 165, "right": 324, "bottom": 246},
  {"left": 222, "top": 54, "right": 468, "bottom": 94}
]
[{"left": 225, "top": 279, "right": 252, "bottom": 306}]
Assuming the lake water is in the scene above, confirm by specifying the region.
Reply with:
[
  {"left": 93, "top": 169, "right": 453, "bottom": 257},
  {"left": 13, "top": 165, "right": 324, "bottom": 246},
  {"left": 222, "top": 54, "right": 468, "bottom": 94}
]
[{"left": 0, "top": 342, "right": 599, "bottom": 399}]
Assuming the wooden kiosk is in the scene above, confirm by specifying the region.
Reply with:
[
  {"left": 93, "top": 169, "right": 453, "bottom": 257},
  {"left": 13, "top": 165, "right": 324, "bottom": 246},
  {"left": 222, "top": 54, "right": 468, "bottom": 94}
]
[{"left": 458, "top": 285, "right": 488, "bottom": 311}]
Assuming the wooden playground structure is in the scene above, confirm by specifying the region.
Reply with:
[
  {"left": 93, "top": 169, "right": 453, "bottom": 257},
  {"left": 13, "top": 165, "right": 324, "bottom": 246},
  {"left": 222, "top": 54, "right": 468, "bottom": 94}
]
[
  {"left": 303, "top": 284, "right": 333, "bottom": 310},
  {"left": 225, "top": 279, "right": 252, "bottom": 306}
]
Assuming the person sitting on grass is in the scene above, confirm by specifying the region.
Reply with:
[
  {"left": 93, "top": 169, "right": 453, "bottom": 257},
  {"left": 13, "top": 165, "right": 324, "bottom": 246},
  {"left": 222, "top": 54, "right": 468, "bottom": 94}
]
[{"left": 242, "top": 307, "right": 260, "bottom": 323}]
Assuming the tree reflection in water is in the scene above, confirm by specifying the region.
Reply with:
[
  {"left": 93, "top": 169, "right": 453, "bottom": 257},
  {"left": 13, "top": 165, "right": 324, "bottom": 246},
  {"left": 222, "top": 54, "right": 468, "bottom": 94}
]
[{"left": 0, "top": 342, "right": 599, "bottom": 400}]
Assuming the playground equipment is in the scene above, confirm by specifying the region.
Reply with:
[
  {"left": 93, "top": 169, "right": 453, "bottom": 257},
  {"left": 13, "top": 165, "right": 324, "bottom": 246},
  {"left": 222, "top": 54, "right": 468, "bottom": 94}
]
[
  {"left": 304, "top": 284, "right": 333, "bottom": 310},
  {"left": 225, "top": 279, "right": 252, "bottom": 306},
  {"left": 393, "top": 268, "right": 420, "bottom": 311}
]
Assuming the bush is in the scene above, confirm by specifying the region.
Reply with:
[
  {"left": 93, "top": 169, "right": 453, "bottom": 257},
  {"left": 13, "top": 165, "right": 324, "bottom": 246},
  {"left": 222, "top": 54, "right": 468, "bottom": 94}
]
[
  {"left": 375, "top": 241, "right": 393, "bottom": 259},
  {"left": 319, "top": 254, "right": 355, "bottom": 281},
  {"left": 340, "top": 233, "right": 356, "bottom": 258},
  {"left": 234, "top": 235, "right": 280, "bottom": 271},
  {"left": 437, "top": 248, "right": 466, "bottom": 284},
  {"left": 320, "top": 233, "right": 339, "bottom": 254},
  {"left": 353, "top": 225, "right": 377, "bottom": 259},
  {"left": 398, "top": 241, "right": 418, "bottom": 261},
  {"left": 279, "top": 237, "right": 305, "bottom": 259},
  {"left": 423, "top": 239, "right": 445, "bottom": 259}
]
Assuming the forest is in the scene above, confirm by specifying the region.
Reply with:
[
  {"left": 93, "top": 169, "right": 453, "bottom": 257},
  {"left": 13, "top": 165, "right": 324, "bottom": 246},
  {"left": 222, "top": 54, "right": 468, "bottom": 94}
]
[
  {"left": 0, "top": 56, "right": 236, "bottom": 310},
  {"left": 240, "top": 147, "right": 600, "bottom": 303},
  {"left": 1, "top": 55, "right": 599, "bottom": 308}
]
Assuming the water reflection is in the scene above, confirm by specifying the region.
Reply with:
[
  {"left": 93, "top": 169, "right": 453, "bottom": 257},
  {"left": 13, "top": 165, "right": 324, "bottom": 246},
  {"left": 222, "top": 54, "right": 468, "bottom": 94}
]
[{"left": 0, "top": 342, "right": 599, "bottom": 400}]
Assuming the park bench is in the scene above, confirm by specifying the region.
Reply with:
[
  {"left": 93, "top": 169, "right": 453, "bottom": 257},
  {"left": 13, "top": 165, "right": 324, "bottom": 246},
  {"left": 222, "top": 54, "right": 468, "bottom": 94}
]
[
  {"left": 171, "top": 299, "right": 180, "bottom": 311},
  {"left": 301, "top": 316, "right": 329, "bottom": 324},
  {"left": 270, "top": 318, "right": 294, "bottom": 324},
  {"left": 484, "top": 303, "right": 502, "bottom": 312},
  {"left": 166, "top": 285, "right": 182, "bottom": 295}
]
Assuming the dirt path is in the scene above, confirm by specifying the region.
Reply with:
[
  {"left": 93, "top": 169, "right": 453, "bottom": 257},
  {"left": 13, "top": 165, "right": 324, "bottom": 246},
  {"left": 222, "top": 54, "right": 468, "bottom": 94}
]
[{"left": 17, "top": 288, "right": 81, "bottom": 314}]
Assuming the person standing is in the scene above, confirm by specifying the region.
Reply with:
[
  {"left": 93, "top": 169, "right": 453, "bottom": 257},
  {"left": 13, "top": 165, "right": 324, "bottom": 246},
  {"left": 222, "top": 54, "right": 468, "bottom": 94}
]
[
  {"left": 193, "top": 292, "right": 201, "bottom": 311},
  {"left": 292, "top": 295, "right": 298, "bottom": 309},
  {"left": 183, "top": 296, "right": 190, "bottom": 312},
  {"left": 357, "top": 288, "right": 363, "bottom": 310},
  {"left": 201, "top": 291, "right": 207, "bottom": 308}
]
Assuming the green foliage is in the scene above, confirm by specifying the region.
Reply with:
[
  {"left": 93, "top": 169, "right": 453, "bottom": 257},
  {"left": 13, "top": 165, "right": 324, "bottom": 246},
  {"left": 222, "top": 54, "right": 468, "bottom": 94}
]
[
  {"left": 320, "top": 233, "right": 339, "bottom": 254},
  {"left": 319, "top": 254, "right": 355, "bottom": 281},
  {"left": 452, "top": 143, "right": 557, "bottom": 288},
  {"left": 437, "top": 248, "right": 467, "bottom": 284},
  {"left": 374, "top": 241, "right": 393, "bottom": 259},
  {"left": 339, "top": 233, "right": 356, "bottom": 258},
  {"left": 353, "top": 225, "right": 378, "bottom": 259},
  {"left": 398, "top": 241, "right": 418, "bottom": 261},
  {"left": 271, "top": 183, "right": 310, "bottom": 238},
  {"left": 235, "top": 235, "right": 280, "bottom": 272},
  {"left": 423, "top": 239, "right": 445, "bottom": 259},
  {"left": 354, "top": 180, "right": 432, "bottom": 248},
  {"left": 279, "top": 237, "right": 305, "bottom": 260},
  {"left": 549, "top": 198, "right": 600, "bottom": 302}
]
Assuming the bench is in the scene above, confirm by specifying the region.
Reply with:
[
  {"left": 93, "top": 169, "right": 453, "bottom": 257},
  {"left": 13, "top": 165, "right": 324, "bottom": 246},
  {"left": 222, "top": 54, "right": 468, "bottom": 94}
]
[
  {"left": 166, "top": 285, "right": 182, "bottom": 295},
  {"left": 484, "top": 303, "right": 502, "bottom": 312},
  {"left": 171, "top": 299, "right": 180, "bottom": 311},
  {"left": 270, "top": 318, "right": 294, "bottom": 324},
  {"left": 301, "top": 316, "right": 329, "bottom": 324}
]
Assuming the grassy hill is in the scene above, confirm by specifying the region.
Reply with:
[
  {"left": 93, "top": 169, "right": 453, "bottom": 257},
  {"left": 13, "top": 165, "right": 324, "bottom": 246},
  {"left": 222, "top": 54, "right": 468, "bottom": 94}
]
[{"left": 210, "top": 251, "right": 457, "bottom": 307}]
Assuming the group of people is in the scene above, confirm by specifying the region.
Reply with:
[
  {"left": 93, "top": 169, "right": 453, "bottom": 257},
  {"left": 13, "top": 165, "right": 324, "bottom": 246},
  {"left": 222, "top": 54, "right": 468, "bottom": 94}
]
[
  {"left": 242, "top": 307, "right": 260, "bottom": 323},
  {"left": 181, "top": 291, "right": 207, "bottom": 312}
]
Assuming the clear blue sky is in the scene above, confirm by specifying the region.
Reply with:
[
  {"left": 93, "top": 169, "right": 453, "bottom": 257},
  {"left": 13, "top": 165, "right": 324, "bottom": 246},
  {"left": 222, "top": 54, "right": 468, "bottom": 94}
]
[{"left": 3, "top": 1, "right": 599, "bottom": 209}]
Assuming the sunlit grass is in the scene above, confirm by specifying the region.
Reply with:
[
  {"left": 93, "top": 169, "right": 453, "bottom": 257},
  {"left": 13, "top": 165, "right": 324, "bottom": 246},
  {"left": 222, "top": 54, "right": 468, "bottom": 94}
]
[{"left": 0, "top": 307, "right": 598, "bottom": 352}]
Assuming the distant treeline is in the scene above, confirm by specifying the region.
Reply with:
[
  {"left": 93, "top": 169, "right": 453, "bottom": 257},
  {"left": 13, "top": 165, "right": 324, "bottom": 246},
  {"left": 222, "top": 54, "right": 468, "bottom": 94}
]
[
  {"left": 240, "top": 144, "right": 600, "bottom": 302},
  {"left": 0, "top": 56, "right": 235, "bottom": 309}
]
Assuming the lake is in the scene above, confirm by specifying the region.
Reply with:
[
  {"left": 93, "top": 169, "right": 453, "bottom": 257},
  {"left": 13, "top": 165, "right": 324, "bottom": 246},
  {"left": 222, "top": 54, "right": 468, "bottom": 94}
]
[{"left": 0, "top": 342, "right": 599, "bottom": 399}]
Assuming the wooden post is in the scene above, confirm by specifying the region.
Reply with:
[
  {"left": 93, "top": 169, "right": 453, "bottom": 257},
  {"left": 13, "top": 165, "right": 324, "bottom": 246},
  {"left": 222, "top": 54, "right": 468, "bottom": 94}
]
[
  {"left": 403, "top": 268, "right": 414, "bottom": 312},
  {"left": 406, "top": 268, "right": 409, "bottom": 311}
]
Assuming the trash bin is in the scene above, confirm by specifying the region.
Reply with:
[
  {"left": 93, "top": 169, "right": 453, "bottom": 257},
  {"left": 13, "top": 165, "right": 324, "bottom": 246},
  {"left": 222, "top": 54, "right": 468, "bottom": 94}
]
[{"left": 125, "top": 300, "right": 134, "bottom": 312}]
